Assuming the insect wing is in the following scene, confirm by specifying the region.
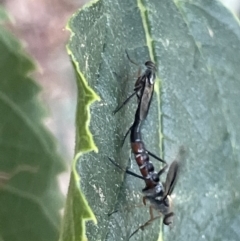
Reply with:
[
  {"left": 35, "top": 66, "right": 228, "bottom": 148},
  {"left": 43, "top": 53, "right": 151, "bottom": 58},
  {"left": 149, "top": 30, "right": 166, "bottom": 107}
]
[
  {"left": 138, "top": 82, "right": 154, "bottom": 120},
  {"left": 163, "top": 161, "right": 179, "bottom": 198},
  {"left": 163, "top": 146, "right": 186, "bottom": 197}
]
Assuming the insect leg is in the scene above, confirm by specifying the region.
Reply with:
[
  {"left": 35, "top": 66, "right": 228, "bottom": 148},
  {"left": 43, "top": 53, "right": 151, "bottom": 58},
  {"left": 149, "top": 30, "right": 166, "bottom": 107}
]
[
  {"left": 128, "top": 212, "right": 162, "bottom": 239},
  {"left": 108, "top": 210, "right": 119, "bottom": 216},
  {"left": 121, "top": 124, "right": 132, "bottom": 147},
  {"left": 157, "top": 164, "right": 169, "bottom": 177},
  {"left": 113, "top": 91, "right": 137, "bottom": 115},
  {"left": 107, "top": 157, "right": 145, "bottom": 180},
  {"left": 146, "top": 150, "right": 167, "bottom": 164},
  {"left": 125, "top": 50, "right": 138, "bottom": 66}
]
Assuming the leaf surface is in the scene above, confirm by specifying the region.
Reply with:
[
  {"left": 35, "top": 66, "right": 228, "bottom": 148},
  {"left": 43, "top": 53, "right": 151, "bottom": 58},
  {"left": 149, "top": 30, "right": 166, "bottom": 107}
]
[{"left": 63, "top": 0, "right": 240, "bottom": 240}]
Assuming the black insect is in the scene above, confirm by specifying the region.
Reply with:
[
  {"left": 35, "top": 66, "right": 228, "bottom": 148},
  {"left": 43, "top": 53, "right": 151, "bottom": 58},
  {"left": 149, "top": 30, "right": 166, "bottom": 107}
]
[
  {"left": 114, "top": 53, "right": 157, "bottom": 146},
  {"left": 107, "top": 157, "right": 180, "bottom": 239},
  {"left": 130, "top": 160, "right": 180, "bottom": 238},
  {"left": 113, "top": 60, "right": 156, "bottom": 114},
  {"left": 113, "top": 51, "right": 156, "bottom": 121}
]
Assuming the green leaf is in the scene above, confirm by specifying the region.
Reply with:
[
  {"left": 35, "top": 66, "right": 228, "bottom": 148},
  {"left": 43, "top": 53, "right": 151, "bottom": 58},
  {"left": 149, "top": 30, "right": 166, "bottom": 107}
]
[
  {"left": 0, "top": 6, "right": 11, "bottom": 23},
  {"left": 62, "top": 0, "right": 240, "bottom": 240},
  {"left": 0, "top": 13, "right": 65, "bottom": 241}
]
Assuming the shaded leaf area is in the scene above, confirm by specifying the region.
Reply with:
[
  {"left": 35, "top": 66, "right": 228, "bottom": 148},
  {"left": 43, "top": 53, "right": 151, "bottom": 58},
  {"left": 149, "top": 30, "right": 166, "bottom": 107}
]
[
  {"left": 65, "top": 0, "right": 240, "bottom": 241},
  {"left": 0, "top": 15, "right": 65, "bottom": 241}
]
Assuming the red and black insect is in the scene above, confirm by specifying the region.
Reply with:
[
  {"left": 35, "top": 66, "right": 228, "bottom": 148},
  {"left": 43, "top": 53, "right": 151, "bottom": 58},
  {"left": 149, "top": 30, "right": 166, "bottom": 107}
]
[
  {"left": 108, "top": 97, "right": 180, "bottom": 238},
  {"left": 113, "top": 53, "right": 167, "bottom": 191},
  {"left": 109, "top": 54, "right": 183, "bottom": 238},
  {"left": 129, "top": 93, "right": 168, "bottom": 187}
]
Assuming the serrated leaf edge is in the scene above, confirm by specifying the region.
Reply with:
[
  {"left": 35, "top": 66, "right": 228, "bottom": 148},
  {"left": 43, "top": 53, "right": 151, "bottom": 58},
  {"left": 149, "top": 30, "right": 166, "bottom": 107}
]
[{"left": 62, "top": 0, "right": 102, "bottom": 240}]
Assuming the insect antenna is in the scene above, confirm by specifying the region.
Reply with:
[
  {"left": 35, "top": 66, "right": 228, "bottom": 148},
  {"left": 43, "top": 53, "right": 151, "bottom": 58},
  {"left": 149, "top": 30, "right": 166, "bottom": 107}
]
[
  {"left": 125, "top": 49, "right": 139, "bottom": 66},
  {"left": 128, "top": 214, "right": 162, "bottom": 239},
  {"left": 108, "top": 209, "right": 119, "bottom": 217},
  {"left": 120, "top": 123, "right": 135, "bottom": 147}
]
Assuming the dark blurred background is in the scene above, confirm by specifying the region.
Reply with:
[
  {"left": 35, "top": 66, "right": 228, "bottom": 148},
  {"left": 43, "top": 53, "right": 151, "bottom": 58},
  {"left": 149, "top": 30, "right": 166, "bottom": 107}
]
[{"left": 0, "top": 0, "right": 239, "bottom": 197}]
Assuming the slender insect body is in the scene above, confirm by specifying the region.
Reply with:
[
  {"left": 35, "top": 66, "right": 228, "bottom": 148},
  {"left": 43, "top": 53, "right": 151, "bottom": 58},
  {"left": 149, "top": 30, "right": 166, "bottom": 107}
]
[
  {"left": 125, "top": 86, "right": 179, "bottom": 236},
  {"left": 130, "top": 117, "right": 165, "bottom": 191},
  {"left": 109, "top": 55, "right": 183, "bottom": 239}
]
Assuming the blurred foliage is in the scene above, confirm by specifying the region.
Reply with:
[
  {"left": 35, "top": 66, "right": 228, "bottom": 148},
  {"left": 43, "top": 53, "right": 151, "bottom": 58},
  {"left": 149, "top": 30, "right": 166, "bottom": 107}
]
[{"left": 0, "top": 6, "right": 65, "bottom": 241}]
